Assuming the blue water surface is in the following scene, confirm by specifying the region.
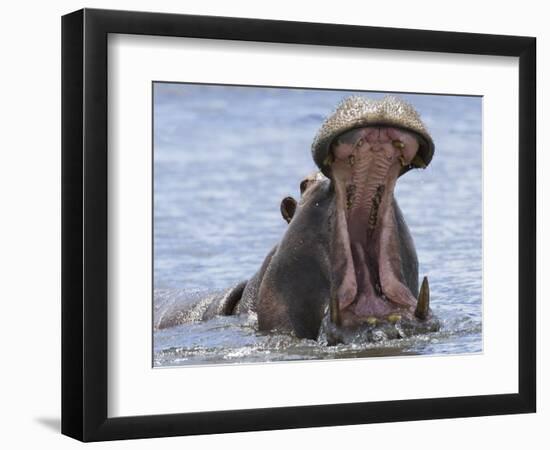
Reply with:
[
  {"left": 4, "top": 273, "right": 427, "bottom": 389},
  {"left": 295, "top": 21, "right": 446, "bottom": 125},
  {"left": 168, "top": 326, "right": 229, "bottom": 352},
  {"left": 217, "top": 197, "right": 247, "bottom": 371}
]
[{"left": 153, "top": 84, "right": 482, "bottom": 366}]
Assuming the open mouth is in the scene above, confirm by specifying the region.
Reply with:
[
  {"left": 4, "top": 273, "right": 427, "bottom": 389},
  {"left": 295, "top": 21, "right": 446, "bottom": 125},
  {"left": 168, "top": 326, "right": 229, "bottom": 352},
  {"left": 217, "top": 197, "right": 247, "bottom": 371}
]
[{"left": 326, "top": 126, "right": 428, "bottom": 328}]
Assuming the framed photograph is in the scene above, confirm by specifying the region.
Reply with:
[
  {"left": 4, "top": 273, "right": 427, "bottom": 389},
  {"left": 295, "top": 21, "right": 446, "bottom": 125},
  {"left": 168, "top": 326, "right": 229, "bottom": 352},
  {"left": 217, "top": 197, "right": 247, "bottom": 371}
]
[{"left": 61, "top": 8, "right": 536, "bottom": 441}]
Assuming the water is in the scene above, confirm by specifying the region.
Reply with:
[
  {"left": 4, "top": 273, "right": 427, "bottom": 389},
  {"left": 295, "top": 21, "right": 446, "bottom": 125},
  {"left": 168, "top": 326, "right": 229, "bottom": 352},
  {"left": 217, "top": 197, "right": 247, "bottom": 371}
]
[{"left": 153, "top": 83, "right": 482, "bottom": 367}]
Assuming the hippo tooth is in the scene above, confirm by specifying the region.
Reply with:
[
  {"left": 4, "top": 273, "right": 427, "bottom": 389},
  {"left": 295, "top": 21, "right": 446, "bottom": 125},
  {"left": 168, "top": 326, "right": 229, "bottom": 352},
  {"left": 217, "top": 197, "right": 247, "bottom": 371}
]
[
  {"left": 387, "top": 313, "right": 402, "bottom": 324},
  {"left": 412, "top": 154, "right": 427, "bottom": 169},
  {"left": 415, "top": 276, "right": 430, "bottom": 320},
  {"left": 348, "top": 154, "right": 355, "bottom": 167},
  {"left": 330, "top": 296, "right": 341, "bottom": 326},
  {"left": 392, "top": 139, "right": 405, "bottom": 150},
  {"left": 366, "top": 316, "right": 378, "bottom": 326},
  {"left": 346, "top": 184, "right": 356, "bottom": 210},
  {"left": 399, "top": 155, "right": 407, "bottom": 167},
  {"left": 367, "top": 185, "right": 384, "bottom": 230}
]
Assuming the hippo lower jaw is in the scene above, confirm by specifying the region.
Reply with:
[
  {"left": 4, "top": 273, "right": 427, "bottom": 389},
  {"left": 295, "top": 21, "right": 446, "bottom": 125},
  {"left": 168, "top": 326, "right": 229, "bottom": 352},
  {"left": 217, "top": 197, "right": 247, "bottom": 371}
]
[
  {"left": 321, "top": 276, "right": 439, "bottom": 345},
  {"left": 325, "top": 125, "right": 436, "bottom": 340}
]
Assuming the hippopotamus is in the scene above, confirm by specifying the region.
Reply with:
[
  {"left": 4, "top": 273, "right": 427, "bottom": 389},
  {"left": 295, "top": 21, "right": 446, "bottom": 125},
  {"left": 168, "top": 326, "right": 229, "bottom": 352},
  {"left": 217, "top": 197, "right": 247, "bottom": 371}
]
[{"left": 157, "top": 95, "right": 440, "bottom": 344}]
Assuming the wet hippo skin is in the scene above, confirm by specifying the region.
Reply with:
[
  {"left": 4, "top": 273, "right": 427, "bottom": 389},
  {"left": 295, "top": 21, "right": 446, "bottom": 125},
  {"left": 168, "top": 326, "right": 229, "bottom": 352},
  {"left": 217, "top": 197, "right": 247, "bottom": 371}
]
[{"left": 159, "top": 96, "right": 440, "bottom": 344}]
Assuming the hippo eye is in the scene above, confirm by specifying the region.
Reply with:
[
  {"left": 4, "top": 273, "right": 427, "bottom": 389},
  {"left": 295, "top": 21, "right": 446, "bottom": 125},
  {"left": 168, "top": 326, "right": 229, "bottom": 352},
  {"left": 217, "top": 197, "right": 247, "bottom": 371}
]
[{"left": 300, "top": 179, "right": 309, "bottom": 194}]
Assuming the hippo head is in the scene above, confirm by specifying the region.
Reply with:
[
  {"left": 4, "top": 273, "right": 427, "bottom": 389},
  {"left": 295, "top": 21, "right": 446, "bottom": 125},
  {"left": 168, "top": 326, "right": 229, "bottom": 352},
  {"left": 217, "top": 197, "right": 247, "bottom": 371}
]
[
  {"left": 309, "top": 96, "right": 437, "bottom": 342},
  {"left": 312, "top": 95, "right": 434, "bottom": 178}
]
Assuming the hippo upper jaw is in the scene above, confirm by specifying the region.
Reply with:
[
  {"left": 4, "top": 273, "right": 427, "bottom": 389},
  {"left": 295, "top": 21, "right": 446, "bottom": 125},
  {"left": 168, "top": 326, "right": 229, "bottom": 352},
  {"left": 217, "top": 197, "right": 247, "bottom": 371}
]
[
  {"left": 324, "top": 125, "right": 430, "bottom": 329},
  {"left": 311, "top": 95, "right": 435, "bottom": 179}
]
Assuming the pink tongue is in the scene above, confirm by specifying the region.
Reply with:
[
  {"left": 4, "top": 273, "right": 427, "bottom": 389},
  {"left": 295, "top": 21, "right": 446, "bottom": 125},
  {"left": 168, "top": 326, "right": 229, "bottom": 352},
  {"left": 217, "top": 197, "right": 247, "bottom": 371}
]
[
  {"left": 346, "top": 242, "right": 394, "bottom": 315},
  {"left": 353, "top": 293, "right": 396, "bottom": 317}
]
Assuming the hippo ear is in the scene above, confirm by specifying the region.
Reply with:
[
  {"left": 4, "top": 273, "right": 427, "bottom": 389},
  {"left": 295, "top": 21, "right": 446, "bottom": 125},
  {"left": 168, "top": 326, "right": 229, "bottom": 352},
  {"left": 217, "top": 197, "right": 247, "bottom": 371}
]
[
  {"left": 299, "top": 179, "right": 310, "bottom": 195},
  {"left": 280, "top": 196, "right": 297, "bottom": 224}
]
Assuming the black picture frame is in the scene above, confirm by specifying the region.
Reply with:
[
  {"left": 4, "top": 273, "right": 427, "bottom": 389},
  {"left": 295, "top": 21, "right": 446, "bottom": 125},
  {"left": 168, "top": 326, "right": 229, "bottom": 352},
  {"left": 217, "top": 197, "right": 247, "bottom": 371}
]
[{"left": 61, "top": 8, "right": 536, "bottom": 442}]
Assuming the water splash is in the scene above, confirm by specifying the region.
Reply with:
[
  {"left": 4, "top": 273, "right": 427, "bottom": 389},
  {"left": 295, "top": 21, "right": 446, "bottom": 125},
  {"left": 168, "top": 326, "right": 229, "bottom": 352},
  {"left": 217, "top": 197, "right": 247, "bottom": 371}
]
[{"left": 153, "top": 289, "right": 481, "bottom": 367}]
